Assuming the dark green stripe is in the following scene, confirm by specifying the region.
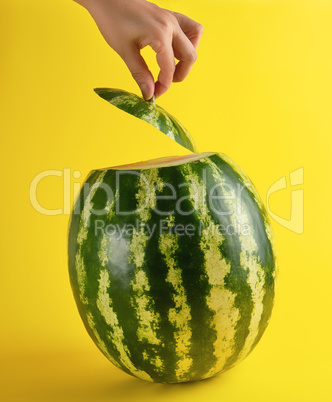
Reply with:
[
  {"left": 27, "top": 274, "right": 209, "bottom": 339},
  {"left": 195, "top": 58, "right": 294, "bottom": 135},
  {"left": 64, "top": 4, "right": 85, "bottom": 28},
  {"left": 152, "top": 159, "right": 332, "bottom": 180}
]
[
  {"left": 145, "top": 165, "right": 210, "bottom": 382},
  {"left": 93, "top": 168, "right": 172, "bottom": 382},
  {"left": 176, "top": 161, "right": 222, "bottom": 380},
  {"left": 208, "top": 154, "right": 276, "bottom": 368},
  {"left": 190, "top": 157, "right": 253, "bottom": 373},
  {"left": 69, "top": 170, "right": 130, "bottom": 373}
]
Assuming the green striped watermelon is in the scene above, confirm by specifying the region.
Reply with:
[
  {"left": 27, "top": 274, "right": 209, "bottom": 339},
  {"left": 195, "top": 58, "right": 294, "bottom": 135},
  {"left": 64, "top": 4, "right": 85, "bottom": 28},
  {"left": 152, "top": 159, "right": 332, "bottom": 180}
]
[
  {"left": 68, "top": 90, "right": 277, "bottom": 383},
  {"left": 94, "top": 88, "right": 198, "bottom": 153}
]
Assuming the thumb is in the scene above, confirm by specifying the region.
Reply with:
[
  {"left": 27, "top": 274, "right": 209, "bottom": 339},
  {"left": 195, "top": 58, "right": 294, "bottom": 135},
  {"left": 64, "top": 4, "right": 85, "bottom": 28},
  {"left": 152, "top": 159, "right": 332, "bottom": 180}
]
[{"left": 122, "top": 47, "right": 155, "bottom": 100}]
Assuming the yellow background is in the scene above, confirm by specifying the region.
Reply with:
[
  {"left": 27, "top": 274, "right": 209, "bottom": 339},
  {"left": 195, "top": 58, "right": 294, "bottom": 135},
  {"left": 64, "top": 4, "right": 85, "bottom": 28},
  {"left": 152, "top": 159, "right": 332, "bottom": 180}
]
[{"left": 1, "top": 0, "right": 331, "bottom": 400}]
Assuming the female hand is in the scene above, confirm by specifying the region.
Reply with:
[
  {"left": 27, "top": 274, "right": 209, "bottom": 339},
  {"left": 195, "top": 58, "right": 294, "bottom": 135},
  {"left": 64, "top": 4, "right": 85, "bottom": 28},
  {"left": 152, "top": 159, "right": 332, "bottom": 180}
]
[{"left": 74, "top": 0, "right": 203, "bottom": 99}]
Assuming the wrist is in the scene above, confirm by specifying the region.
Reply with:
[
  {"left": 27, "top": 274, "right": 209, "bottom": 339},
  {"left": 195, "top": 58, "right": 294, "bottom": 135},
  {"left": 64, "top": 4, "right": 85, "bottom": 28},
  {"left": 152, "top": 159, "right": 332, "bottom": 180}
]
[{"left": 73, "top": 0, "right": 113, "bottom": 11}]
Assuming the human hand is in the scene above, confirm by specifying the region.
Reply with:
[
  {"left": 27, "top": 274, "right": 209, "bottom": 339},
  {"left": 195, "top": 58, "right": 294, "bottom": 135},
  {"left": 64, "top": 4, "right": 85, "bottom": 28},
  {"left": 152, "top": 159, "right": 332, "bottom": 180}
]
[{"left": 74, "top": 0, "right": 203, "bottom": 99}]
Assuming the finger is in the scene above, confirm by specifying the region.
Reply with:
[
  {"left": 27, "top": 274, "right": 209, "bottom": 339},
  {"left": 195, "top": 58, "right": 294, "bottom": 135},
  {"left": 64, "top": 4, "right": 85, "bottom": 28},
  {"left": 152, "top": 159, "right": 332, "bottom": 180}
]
[
  {"left": 120, "top": 46, "right": 155, "bottom": 100},
  {"left": 173, "top": 12, "right": 203, "bottom": 50},
  {"left": 150, "top": 39, "right": 175, "bottom": 98},
  {"left": 172, "top": 29, "right": 197, "bottom": 82}
]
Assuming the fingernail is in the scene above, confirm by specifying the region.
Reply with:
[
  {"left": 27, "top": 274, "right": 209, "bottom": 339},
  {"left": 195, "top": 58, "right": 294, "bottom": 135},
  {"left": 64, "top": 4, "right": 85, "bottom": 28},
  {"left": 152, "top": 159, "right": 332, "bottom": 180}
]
[{"left": 140, "top": 84, "right": 149, "bottom": 100}]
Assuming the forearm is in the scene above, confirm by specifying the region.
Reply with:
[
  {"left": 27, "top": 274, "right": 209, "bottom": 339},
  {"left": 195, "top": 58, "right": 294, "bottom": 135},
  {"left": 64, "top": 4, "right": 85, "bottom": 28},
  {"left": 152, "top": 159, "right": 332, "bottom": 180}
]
[{"left": 74, "top": 0, "right": 140, "bottom": 12}]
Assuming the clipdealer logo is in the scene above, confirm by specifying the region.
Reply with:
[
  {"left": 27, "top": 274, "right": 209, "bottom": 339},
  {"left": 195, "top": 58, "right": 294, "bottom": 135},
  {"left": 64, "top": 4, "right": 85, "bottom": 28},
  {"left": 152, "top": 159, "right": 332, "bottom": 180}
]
[
  {"left": 266, "top": 167, "right": 304, "bottom": 234},
  {"left": 29, "top": 167, "right": 304, "bottom": 234}
]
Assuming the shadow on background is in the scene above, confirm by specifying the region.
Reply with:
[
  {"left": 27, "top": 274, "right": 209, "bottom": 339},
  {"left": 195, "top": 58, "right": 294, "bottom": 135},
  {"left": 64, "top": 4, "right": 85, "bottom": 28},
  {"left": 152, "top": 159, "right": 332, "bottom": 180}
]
[{"left": 1, "top": 349, "right": 232, "bottom": 402}]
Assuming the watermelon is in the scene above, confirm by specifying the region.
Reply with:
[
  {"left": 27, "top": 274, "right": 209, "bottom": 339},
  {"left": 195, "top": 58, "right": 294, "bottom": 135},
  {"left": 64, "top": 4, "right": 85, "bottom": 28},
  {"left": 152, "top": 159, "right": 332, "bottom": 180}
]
[
  {"left": 68, "top": 90, "right": 277, "bottom": 383},
  {"left": 94, "top": 88, "right": 198, "bottom": 153}
]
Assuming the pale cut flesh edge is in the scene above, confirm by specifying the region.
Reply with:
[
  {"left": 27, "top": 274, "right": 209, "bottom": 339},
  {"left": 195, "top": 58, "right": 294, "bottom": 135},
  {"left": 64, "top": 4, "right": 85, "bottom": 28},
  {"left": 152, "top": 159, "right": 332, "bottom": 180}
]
[{"left": 103, "top": 152, "right": 216, "bottom": 171}]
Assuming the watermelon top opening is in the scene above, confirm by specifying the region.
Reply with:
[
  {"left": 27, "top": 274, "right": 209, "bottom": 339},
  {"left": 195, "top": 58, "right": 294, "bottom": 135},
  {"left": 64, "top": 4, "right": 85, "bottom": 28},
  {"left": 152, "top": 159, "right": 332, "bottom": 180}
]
[{"left": 102, "top": 152, "right": 215, "bottom": 171}]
